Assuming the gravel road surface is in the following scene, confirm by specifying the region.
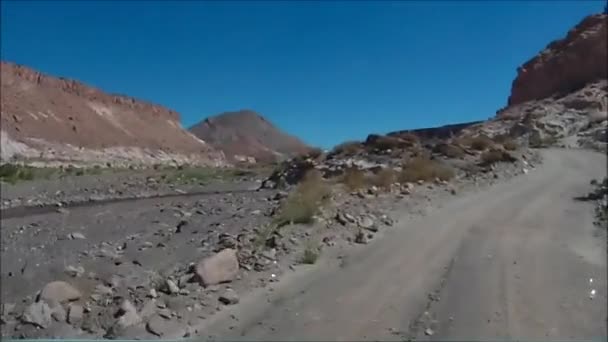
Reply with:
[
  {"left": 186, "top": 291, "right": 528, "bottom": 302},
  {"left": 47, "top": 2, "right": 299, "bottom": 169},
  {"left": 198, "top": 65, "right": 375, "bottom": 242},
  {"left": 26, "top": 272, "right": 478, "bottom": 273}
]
[{"left": 201, "top": 149, "right": 607, "bottom": 341}]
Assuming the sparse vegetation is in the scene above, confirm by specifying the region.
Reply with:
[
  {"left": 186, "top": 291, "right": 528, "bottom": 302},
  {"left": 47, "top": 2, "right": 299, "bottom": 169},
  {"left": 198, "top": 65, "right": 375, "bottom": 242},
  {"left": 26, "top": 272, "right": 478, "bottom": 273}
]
[
  {"left": 529, "top": 133, "right": 559, "bottom": 148},
  {"left": 479, "top": 149, "right": 517, "bottom": 165},
  {"left": 365, "top": 134, "right": 414, "bottom": 151},
  {"left": 0, "top": 163, "right": 111, "bottom": 183},
  {"left": 300, "top": 245, "right": 320, "bottom": 264},
  {"left": 162, "top": 166, "right": 255, "bottom": 185},
  {"left": 370, "top": 168, "right": 397, "bottom": 189},
  {"left": 469, "top": 135, "right": 494, "bottom": 151},
  {"left": 398, "top": 157, "right": 455, "bottom": 183},
  {"left": 274, "top": 170, "right": 331, "bottom": 227},
  {"left": 331, "top": 141, "right": 363, "bottom": 156},
  {"left": 0, "top": 164, "right": 35, "bottom": 183},
  {"left": 432, "top": 143, "right": 465, "bottom": 158},
  {"left": 502, "top": 139, "right": 518, "bottom": 151},
  {"left": 339, "top": 167, "right": 368, "bottom": 191}
]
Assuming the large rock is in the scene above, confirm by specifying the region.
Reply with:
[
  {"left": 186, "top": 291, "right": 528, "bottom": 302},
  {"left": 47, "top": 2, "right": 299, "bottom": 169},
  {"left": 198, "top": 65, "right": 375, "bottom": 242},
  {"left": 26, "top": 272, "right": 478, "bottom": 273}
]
[
  {"left": 21, "top": 301, "right": 52, "bottom": 328},
  {"left": 39, "top": 281, "right": 82, "bottom": 304},
  {"left": 195, "top": 248, "right": 239, "bottom": 286}
]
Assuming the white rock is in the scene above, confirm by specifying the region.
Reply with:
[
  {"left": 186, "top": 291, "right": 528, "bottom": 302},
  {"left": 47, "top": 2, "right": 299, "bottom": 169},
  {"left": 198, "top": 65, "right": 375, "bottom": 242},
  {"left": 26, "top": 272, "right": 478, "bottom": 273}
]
[
  {"left": 39, "top": 281, "right": 82, "bottom": 304},
  {"left": 67, "top": 304, "right": 84, "bottom": 325},
  {"left": 21, "top": 301, "right": 52, "bottom": 328},
  {"left": 195, "top": 249, "right": 239, "bottom": 286}
]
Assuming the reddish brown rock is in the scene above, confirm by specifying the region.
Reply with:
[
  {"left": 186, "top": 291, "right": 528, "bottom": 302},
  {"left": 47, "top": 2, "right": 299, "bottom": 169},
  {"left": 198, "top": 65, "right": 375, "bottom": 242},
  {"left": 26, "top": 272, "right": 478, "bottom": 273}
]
[
  {"left": 189, "top": 110, "right": 311, "bottom": 163},
  {"left": 0, "top": 61, "right": 225, "bottom": 165},
  {"left": 506, "top": 14, "right": 607, "bottom": 108}
]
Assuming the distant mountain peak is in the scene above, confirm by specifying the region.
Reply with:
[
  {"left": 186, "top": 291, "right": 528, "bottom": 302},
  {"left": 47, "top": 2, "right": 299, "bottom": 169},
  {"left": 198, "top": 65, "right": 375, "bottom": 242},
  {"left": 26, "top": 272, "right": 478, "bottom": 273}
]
[{"left": 189, "top": 110, "right": 311, "bottom": 163}]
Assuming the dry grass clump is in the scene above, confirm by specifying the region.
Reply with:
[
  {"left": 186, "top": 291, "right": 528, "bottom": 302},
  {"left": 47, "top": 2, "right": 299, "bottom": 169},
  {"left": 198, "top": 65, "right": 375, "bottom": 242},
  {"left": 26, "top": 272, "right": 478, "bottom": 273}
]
[
  {"left": 479, "top": 149, "right": 517, "bottom": 165},
  {"left": 469, "top": 135, "right": 494, "bottom": 151},
  {"left": 339, "top": 167, "right": 368, "bottom": 191},
  {"left": 370, "top": 168, "right": 398, "bottom": 189},
  {"left": 331, "top": 141, "right": 364, "bottom": 156},
  {"left": 398, "top": 157, "right": 455, "bottom": 183},
  {"left": 275, "top": 170, "right": 331, "bottom": 227},
  {"left": 432, "top": 143, "right": 465, "bottom": 158},
  {"left": 365, "top": 134, "right": 415, "bottom": 151},
  {"left": 502, "top": 139, "right": 518, "bottom": 151}
]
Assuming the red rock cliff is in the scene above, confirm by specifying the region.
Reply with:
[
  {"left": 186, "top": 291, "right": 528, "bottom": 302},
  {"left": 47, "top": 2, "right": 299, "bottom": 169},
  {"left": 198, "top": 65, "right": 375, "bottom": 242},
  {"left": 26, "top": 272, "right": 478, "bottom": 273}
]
[{"left": 507, "top": 14, "right": 607, "bottom": 106}]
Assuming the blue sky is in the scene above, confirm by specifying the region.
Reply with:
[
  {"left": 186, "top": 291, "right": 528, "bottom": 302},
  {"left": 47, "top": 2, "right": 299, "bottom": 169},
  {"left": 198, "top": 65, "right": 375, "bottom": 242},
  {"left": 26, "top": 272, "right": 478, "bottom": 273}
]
[{"left": 1, "top": 1, "right": 604, "bottom": 148}]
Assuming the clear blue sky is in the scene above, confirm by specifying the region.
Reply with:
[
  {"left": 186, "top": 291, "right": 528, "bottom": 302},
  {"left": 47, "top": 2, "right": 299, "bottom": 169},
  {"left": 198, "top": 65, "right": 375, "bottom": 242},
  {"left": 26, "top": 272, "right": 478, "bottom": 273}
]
[{"left": 1, "top": 1, "right": 604, "bottom": 149}]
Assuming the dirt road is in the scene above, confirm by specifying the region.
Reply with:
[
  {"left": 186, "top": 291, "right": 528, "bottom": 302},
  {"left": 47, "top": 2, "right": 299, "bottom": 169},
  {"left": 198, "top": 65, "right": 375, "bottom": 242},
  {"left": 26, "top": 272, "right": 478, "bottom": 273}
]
[{"left": 203, "top": 149, "right": 607, "bottom": 341}]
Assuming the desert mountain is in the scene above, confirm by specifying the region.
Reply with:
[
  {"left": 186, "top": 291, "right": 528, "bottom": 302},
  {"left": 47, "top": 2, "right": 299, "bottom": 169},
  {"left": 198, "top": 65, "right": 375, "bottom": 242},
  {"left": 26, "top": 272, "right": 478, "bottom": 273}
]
[
  {"left": 189, "top": 110, "right": 311, "bottom": 163},
  {"left": 0, "top": 61, "right": 226, "bottom": 166}
]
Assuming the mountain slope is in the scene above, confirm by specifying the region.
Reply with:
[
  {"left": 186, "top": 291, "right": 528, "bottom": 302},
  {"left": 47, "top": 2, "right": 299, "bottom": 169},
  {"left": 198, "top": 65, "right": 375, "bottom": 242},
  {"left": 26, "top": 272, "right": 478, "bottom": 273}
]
[
  {"left": 189, "top": 110, "right": 311, "bottom": 163},
  {"left": 0, "top": 61, "right": 226, "bottom": 166}
]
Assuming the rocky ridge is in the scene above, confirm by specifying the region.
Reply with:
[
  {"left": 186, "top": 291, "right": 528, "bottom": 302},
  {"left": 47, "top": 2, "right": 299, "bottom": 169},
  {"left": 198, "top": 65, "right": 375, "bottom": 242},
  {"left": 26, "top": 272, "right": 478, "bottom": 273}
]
[{"left": 1, "top": 61, "right": 226, "bottom": 167}]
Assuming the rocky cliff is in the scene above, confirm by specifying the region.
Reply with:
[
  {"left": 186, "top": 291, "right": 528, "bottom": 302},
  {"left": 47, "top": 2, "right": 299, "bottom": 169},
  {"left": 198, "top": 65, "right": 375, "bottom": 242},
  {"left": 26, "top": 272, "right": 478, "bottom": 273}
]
[
  {"left": 494, "top": 14, "right": 607, "bottom": 151},
  {"left": 0, "top": 61, "right": 225, "bottom": 166},
  {"left": 189, "top": 110, "right": 311, "bottom": 163},
  {"left": 506, "top": 14, "right": 607, "bottom": 107}
]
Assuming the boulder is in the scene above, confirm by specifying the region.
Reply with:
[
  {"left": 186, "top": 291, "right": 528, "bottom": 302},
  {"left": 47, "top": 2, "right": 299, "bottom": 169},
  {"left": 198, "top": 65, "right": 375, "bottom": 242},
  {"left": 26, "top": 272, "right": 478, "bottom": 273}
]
[
  {"left": 195, "top": 249, "right": 239, "bottom": 286},
  {"left": 21, "top": 301, "right": 52, "bottom": 328},
  {"left": 39, "top": 281, "right": 82, "bottom": 304}
]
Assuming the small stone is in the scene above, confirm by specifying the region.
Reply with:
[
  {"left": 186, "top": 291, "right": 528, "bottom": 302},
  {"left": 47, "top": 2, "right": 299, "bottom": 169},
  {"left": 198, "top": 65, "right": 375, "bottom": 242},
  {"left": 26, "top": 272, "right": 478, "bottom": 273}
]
[
  {"left": 115, "top": 300, "right": 141, "bottom": 329},
  {"left": 148, "top": 288, "right": 158, "bottom": 298},
  {"left": 67, "top": 304, "right": 84, "bottom": 325},
  {"left": 64, "top": 265, "right": 85, "bottom": 277},
  {"left": 94, "top": 284, "right": 113, "bottom": 295},
  {"left": 425, "top": 328, "right": 434, "bottom": 336},
  {"left": 139, "top": 300, "right": 157, "bottom": 320},
  {"left": 355, "top": 230, "right": 368, "bottom": 244},
  {"left": 39, "top": 281, "right": 82, "bottom": 304},
  {"left": 178, "top": 274, "right": 192, "bottom": 287},
  {"left": 146, "top": 314, "right": 185, "bottom": 337},
  {"left": 69, "top": 232, "right": 86, "bottom": 240},
  {"left": 261, "top": 248, "right": 277, "bottom": 261},
  {"left": 165, "top": 279, "right": 180, "bottom": 295},
  {"left": 50, "top": 303, "right": 67, "bottom": 322},
  {"left": 158, "top": 308, "right": 172, "bottom": 319},
  {"left": 358, "top": 216, "right": 377, "bottom": 232},
  {"left": 21, "top": 301, "right": 52, "bottom": 328},
  {"left": 218, "top": 289, "right": 239, "bottom": 305},
  {"left": 380, "top": 215, "right": 394, "bottom": 226}
]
